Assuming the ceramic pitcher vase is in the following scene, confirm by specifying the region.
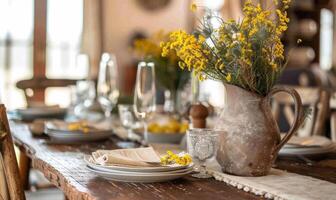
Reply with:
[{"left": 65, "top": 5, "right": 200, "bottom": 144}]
[{"left": 215, "top": 84, "right": 303, "bottom": 176}]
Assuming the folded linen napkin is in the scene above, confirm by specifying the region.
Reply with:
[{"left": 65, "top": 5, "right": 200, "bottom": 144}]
[{"left": 92, "top": 147, "right": 161, "bottom": 167}]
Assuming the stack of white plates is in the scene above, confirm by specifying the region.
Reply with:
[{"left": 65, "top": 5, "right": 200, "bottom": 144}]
[
  {"left": 84, "top": 155, "right": 193, "bottom": 183},
  {"left": 279, "top": 136, "right": 336, "bottom": 157},
  {"left": 45, "top": 121, "right": 114, "bottom": 142},
  {"left": 15, "top": 107, "right": 67, "bottom": 121}
]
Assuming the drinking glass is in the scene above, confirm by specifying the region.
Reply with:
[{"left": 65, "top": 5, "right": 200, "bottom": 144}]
[
  {"left": 118, "top": 104, "right": 140, "bottom": 141},
  {"left": 97, "top": 53, "right": 120, "bottom": 118},
  {"left": 133, "top": 61, "right": 156, "bottom": 142},
  {"left": 74, "top": 80, "right": 96, "bottom": 116},
  {"left": 187, "top": 129, "right": 219, "bottom": 178}
]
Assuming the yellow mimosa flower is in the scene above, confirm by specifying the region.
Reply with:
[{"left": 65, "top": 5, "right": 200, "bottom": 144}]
[
  {"left": 226, "top": 73, "right": 232, "bottom": 82},
  {"left": 190, "top": 3, "right": 197, "bottom": 12},
  {"left": 160, "top": 0, "right": 291, "bottom": 96}
]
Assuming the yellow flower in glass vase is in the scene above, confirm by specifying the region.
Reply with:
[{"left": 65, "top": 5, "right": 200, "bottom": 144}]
[
  {"left": 134, "top": 39, "right": 161, "bottom": 58},
  {"left": 190, "top": 3, "right": 197, "bottom": 12},
  {"left": 161, "top": 30, "right": 209, "bottom": 80}
]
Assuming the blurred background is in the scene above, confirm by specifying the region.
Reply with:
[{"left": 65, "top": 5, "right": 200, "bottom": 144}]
[{"left": 1, "top": 0, "right": 336, "bottom": 110}]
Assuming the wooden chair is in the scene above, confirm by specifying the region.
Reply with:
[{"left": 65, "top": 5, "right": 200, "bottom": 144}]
[
  {"left": 0, "top": 105, "right": 64, "bottom": 200},
  {"left": 0, "top": 104, "right": 25, "bottom": 200},
  {"left": 272, "top": 86, "right": 330, "bottom": 137},
  {"left": 16, "top": 77, "right": 78, "bottom": 106}
]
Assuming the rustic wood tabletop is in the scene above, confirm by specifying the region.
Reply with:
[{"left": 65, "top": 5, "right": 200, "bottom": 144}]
[{"left": 10, "top": 122, "right": 336, "bottom": 200}]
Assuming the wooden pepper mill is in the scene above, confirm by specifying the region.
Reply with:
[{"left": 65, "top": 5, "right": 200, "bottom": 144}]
[{"left": 189, "top": 103, "right": 209, "bottom": 128}]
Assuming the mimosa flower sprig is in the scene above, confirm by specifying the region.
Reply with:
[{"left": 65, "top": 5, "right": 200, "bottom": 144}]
[
  {"left": 134, "top": 30, "right": 190, "bottom": 92},
  {"left": 160, "top": 151, "right": 192, "bottom": 166},
  {"left": 161, "top": 0, "right": 291, "bottom": 96}
]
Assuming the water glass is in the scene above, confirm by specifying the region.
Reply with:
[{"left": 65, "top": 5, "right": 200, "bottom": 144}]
[{"left": 187, "top": 129, "right": 219, "bottom": 178}]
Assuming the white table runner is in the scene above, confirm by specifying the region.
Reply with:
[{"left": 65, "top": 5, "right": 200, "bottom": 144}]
[{"left": 207, "top": 166, "right": 336, "bottom": 200}]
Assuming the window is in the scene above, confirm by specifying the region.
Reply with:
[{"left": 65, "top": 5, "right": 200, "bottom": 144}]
[
  {"left": 0, "top": 0, "right": 34, "bottom": 109},
  {"left": 46, "top": 0, "right": 83, "bottom": 79},
  {"left": 46, "top": 0, "right": 84, "bottom": 106},
  {"left": 0, "top": 0, "right": 84, "bottom": 108}
]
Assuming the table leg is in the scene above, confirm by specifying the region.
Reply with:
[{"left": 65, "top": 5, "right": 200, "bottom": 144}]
[{"left": 18, "top": 148, "right": 31, "bottom": 190}]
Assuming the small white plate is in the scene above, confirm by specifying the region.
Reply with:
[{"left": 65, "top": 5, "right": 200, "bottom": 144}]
[
  {"left": 279, "top": 143, "right": 336, "bottom": 156},
  {"left": 16, "top": 107, "right": 67, "bottom": 121},
  {"left": 44, "top": 120, "right": 114, "bottom": 142},
  {"left": 84, "top": 155, "right": 192, "bottom": 172},
  {"left": 45, "top": 130, "right": 113, "bottom": 143},
  {"left": 87, "top": 166, "right": 192, "bottom": 183},
  {"left": 45, "top": 129, "right": 113, "bottom": 142}
]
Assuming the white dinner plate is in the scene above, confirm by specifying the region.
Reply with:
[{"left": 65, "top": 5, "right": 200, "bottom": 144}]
[
  {"left": 45, "top": 128, "right": 114, "bottom": 142},
  {"left": 283, "top": 136, "right": 333, "bottom": 148},
  {"left": 15, "top": 107, "right": 67, "bottom": 121},
  {"left": 88, "top": 164, "right": 193, "bottom": 175},
  {"left": 84, "top": 155, "right": 192, "bottom": 173},
  {"left": 279, "top": 143, "right": 336, "bottom": 156},
  {"left": 87, "top": 166, "right": 192, "bottom": 183}
]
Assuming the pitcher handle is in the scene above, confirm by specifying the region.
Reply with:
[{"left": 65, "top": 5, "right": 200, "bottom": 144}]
[{"left": 265, "top": 86, "right": 303, "bottom": 153}]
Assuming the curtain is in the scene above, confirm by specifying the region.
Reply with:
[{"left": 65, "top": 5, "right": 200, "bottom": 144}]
[
  {"left": 0, "top": 154, "right": 9, "bottom": 200},
  {"left": 81, "top": 0, "right": 103, "bottom": 79}
]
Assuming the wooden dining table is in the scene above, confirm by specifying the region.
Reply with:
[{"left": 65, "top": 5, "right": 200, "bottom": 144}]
[{"left": 10, "top": 121, "right": 336, "bottom": 200}]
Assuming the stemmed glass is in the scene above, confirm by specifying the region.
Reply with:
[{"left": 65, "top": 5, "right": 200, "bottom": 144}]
[
  {"left": 97, "top": 53, "right": 120, "bottom": 118},
  {"left": 187, "top": 129, "right": 219, "bottom": 178},
  {"left": 133, "top": 61, "right": 156, "bottom": 143}
]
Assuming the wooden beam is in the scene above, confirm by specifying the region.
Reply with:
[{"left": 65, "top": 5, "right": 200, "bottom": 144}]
[{"left": 33, "top": 0, "right": 47, "bottom": 102}]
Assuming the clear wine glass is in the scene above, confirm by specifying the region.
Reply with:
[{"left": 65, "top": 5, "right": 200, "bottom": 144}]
[
  {"left": 187, "top": 129, "right": 219, "bottom": 178},
  {"left": 133, "top": 61, "right": 156, "bottom": 143},
  {"left": 97, "top": 53, "right": 120, "bottom": 118}
]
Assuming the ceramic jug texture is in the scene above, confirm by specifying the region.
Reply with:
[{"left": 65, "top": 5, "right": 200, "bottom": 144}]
[{"left": 215, "top": 84, "right": 303, "bottom": 176}]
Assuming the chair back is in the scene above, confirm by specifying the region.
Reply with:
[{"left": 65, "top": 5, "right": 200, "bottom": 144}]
[
  {"left": 16, "top": 77, "right": 78, "bottom": 106},
  {"left": 272, "top": 86, "right": 330, "bottom": 137},
  {"left": 0, "top": 104, "right": 25, "bottom": 200}
]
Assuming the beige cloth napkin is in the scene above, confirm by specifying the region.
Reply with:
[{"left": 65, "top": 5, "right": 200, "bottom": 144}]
[
  {"left": 0, "top": 154, "right": 9, "bottom": 200},
  {"left": 92, "top": 147, "right": 161, "bottom": 167}
]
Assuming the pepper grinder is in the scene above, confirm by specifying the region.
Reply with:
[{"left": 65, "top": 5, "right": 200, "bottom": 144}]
[{"left": 189, "top": 103, "right": 209, "bottom": 128}]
